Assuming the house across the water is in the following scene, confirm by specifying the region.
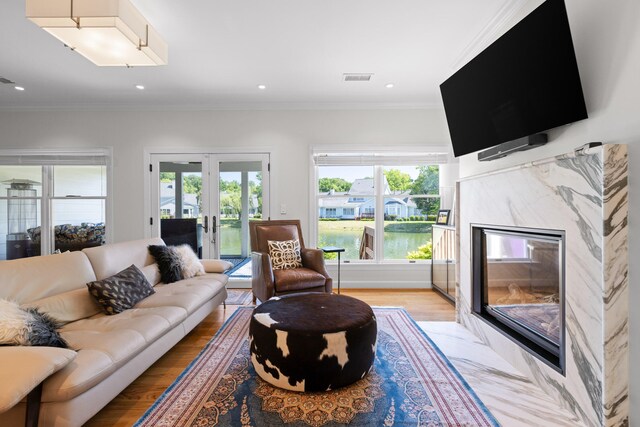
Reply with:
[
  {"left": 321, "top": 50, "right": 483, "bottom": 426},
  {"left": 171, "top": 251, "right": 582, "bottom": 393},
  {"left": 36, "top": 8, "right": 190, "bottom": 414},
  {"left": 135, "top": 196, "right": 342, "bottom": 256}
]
[{"left": 318, "top": 178, "right": 421, "bottom": 219}]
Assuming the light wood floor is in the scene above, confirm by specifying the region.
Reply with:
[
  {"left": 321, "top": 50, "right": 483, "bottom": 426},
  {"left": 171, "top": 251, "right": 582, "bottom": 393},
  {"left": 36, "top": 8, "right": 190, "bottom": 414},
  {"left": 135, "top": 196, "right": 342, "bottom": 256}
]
[{"left": 85, "top": 289, "right": 454, "bottom": 426}]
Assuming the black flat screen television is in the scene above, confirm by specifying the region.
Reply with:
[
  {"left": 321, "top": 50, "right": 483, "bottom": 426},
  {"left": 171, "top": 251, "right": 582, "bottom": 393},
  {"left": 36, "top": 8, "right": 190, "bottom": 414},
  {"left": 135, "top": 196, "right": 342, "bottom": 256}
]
[{"left": 440, "top": 0, "right": 588, "bottom": 158}]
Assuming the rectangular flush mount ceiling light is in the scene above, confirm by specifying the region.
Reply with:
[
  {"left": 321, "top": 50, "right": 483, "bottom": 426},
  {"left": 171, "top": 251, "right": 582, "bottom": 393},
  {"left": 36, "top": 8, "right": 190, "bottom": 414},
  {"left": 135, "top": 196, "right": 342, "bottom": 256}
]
[{"left": 26, "top": 0, "right": 168, "bottom": 66}]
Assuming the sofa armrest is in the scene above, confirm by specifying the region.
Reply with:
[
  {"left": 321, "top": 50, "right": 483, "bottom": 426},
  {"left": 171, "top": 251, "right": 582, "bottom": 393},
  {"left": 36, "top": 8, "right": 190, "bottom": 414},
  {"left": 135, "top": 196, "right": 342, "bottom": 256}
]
[
  {"left": 200, "top": 259, "right": 234, "bottom": 273},
  {"left": 0, "top": 347, "right": 76, "bottom": 413},
  {"left": 301, "top": 248, "right": 331, "bottom": 279}
]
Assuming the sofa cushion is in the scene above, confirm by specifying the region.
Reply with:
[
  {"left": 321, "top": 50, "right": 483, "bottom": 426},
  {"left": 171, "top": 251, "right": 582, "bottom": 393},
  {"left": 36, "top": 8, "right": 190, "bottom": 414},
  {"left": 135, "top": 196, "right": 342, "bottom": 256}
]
[
  {"left": 87, "top": 265, "right": 155, "bottom": 315},
  {"left": 141, "top": 263, "right": 161, "bottom": 286},
  {"left": 148, "top": 245, "right": 184, "bottom": 284},
  {"left": 82, "top": 237, "right": 164, "bottom": 281},
  {"left": 44, "top": 306, "right": 184, "bottom": 402},
  {"left": 135, "top": 274, "right": 226, "bottom": 314},
  {"left": 0, "top": 251, "right": 96, "bottom": 305},
  {"left": 23, "top": 288, "right": 102, "bottom": 325}
]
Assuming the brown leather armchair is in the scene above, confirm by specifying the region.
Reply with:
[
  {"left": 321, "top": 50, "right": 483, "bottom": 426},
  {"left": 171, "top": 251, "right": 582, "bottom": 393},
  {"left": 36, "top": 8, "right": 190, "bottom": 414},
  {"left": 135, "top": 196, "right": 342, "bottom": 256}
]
[{"left": 250, "top": 220, "right": 332, "bottom": 303}]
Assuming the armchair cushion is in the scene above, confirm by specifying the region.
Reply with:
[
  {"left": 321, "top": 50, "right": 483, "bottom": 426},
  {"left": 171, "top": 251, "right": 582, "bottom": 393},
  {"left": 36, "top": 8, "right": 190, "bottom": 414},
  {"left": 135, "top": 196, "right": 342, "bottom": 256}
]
[
  {"left": 268, "top": 239, "right": 303, "bottom": 270},
  {"left": 273, "top": 268, "right": 327, "bottom": 293}
]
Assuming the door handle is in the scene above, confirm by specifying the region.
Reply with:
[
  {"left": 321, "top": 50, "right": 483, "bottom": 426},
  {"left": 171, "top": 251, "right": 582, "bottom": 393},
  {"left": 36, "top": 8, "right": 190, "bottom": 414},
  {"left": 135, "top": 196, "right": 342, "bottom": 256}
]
[
  {"left": 212, "top": 216, "right": 217, "bottom": 234},
  {"left": 204, "top": 216, "right": 209, "bottom": 233}
]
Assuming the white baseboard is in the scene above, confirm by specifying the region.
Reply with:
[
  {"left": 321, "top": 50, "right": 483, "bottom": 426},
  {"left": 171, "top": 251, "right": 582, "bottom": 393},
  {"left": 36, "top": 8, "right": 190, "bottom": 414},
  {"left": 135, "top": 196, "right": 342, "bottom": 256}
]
[
  {"left": 227, "top": 277, "right": 433, "bottom": 290},
  {"left": 337, "top": 281, "right": 432, "bottom": 289}
]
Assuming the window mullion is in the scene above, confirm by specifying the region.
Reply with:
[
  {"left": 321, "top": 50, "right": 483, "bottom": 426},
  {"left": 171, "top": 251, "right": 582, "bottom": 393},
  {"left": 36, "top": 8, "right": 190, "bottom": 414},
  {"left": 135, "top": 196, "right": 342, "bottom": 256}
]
[
  {"left": 41, "top": 165, "right": 53, "bottom": 256},
  {"left": 374, "top": 165, "right": 385, "bottom": 263}
]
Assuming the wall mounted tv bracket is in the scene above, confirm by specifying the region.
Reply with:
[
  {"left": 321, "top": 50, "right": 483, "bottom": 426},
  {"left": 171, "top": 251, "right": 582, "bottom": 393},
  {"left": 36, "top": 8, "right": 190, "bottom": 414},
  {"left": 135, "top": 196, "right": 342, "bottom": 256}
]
[{"left": 478, "top": 133, "right": 548, "bottom": 161}]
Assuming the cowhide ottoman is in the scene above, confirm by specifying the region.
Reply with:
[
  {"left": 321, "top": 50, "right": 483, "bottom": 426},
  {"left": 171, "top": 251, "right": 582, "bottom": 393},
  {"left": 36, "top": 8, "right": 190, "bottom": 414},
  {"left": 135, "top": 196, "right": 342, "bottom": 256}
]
[{"left": 249, "top": 292, "right": 377, "bottom": 392}]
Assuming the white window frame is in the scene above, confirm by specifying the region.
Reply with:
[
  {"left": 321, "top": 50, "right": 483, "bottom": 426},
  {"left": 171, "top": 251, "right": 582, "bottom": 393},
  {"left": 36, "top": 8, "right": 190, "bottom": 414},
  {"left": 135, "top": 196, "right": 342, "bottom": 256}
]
[
  {"left": 310, "top": 147, "right": 450, "bottom": 265},
  {"left": 0, "top": 149, "right": 113, "bottom": 257}
]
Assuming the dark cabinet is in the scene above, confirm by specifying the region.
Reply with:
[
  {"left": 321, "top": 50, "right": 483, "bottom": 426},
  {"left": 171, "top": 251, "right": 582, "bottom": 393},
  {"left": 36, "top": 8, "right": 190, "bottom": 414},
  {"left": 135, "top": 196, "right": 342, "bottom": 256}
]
[{"left": 431, "top": 225, "right": 456, "bottom": 304}]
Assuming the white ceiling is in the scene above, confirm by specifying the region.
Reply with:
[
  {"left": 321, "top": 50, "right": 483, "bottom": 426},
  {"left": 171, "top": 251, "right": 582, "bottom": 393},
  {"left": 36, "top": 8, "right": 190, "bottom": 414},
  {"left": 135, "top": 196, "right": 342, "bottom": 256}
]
[{"left": 0, "top": 0, "right": 520, "bottom": 110}]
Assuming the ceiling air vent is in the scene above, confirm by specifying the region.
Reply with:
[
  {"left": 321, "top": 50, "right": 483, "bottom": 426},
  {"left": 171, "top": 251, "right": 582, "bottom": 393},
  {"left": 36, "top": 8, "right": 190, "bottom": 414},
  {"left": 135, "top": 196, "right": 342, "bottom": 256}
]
[
  {"left": 0, "top": 77, "right": 16, "bottom": 84},
  {"left": 343, "top": 73, "right": 374, "bottom": 82}
]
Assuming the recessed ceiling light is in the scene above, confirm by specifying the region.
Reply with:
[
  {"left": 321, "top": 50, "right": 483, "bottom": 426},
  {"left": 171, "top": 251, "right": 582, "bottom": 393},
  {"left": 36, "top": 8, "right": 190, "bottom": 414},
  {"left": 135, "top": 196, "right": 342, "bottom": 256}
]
[
  {"left": 385, "top": 83, "right": 395, "bottom": 89},
  {"left": 14, "top": 86, "right": 25, "bottom": 91},
  {"left": 257, "top": 84, "right": 267, "bottom": 90},
  {"left": 135, "top": 85, "right": 145, "bottom": 90}
]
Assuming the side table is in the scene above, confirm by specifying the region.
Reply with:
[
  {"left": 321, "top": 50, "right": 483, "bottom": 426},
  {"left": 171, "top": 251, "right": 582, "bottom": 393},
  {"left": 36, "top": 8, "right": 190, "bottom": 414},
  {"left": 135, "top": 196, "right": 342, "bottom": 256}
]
[{"left": 320, "top": 246, "right": 345, "bottom": 294}]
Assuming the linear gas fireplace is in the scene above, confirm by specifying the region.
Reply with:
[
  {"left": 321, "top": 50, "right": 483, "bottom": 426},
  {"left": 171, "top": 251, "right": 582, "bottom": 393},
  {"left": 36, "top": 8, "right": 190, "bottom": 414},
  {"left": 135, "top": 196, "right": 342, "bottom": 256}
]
[{"left": 472, "top": 225, "right": 565, "bottom": 372}]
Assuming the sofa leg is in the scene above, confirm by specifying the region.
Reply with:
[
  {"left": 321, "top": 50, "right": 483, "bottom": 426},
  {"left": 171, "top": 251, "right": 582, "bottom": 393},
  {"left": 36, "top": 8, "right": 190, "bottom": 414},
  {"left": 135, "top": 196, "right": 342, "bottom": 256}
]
[
  {"left": 223, "top": 300, "right": 226, "bottom": 310},
  {"left": 252, "top": 294, "right": 256, "bottom": 304},
  {"left": 25, "top": 382, "right": 42, "bottom": 427}
]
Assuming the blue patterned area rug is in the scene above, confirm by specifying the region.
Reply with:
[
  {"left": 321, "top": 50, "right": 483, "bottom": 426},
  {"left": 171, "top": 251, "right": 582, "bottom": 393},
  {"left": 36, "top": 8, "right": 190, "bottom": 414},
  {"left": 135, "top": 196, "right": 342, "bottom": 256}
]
[
  {"left": 225, "top": 289, "right": 254, "bottom": 306},
  {"left": 136, "top": 307, "right": 499, "bottom": 426}
]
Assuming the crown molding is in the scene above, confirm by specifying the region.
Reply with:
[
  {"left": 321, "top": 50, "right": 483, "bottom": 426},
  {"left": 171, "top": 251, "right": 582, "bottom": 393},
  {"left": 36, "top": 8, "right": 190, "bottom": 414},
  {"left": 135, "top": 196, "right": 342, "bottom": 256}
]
[
  {"left": 449, "top": 0, "right": 538, "bottom": 73},
  {"left": 0, "top": 101, "right": 445, "bottom": 113}
]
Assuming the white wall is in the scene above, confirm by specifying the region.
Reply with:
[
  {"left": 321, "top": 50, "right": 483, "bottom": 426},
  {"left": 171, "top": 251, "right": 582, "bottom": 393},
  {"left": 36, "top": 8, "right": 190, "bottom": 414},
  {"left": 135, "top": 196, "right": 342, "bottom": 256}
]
[
  {"left": 0, "top": 109, "right": 450, "bottom": 241},
  {"left": 0, "top": 108, "right": 450, "bottom": 286},
  {"left": 457, "top": 0, "right": 640, "bottom": 423}
]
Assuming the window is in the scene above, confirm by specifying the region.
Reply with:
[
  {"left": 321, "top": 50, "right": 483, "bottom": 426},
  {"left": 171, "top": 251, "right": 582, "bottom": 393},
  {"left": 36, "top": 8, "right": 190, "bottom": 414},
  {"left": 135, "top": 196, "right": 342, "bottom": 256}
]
[
  {"left": 313, "top": 151, "right": 447, "bottom": 263},
  {"left": 0, "top": 151, "right": 110, "bottom": 260}
]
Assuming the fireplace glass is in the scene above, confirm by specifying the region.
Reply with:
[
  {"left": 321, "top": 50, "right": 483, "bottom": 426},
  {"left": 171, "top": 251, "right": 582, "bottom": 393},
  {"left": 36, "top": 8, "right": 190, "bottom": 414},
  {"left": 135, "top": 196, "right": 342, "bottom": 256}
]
[{"left": 473, "top": 226, "right": 564, "bottom": 371}]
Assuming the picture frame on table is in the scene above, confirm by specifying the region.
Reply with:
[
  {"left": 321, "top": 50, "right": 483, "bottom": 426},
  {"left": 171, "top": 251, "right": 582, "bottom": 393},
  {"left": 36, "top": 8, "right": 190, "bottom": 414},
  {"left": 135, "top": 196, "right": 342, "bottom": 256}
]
[{"left": 436, "top": 209, "right": 451, "bottom": 225}]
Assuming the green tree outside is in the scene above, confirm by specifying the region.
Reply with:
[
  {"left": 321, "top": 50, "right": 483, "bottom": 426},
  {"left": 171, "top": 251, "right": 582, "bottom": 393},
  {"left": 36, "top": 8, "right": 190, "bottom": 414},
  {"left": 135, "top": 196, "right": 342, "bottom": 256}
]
[
  {"left": 319, "top": 177, "right": 351, "bottom": 192},
  {"left": 384, "top": 169, "right": 412, "bottom": 191},
  {"left": 410, "top": 166, "right": 440, "bottom": 216}
]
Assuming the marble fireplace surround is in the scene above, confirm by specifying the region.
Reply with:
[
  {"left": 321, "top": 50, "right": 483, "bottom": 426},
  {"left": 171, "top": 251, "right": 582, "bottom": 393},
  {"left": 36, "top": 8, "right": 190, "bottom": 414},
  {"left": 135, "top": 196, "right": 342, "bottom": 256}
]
[{"left": 456, "top": 144, "right": 628, "bottom": 427}]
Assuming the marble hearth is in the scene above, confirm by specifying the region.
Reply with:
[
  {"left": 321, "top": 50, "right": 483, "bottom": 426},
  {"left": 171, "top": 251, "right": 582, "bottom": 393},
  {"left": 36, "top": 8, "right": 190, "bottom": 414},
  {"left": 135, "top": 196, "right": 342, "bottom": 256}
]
[{"left": 456, "top": 144, "right": 628, "bottom": 426}]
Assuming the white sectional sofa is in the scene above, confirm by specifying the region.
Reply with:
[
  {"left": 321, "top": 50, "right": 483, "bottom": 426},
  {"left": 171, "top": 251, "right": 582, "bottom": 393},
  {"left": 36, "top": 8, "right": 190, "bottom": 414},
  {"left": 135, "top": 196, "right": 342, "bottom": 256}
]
[{"left": 0, "top": 238, "right": 230, "bottom": 427}]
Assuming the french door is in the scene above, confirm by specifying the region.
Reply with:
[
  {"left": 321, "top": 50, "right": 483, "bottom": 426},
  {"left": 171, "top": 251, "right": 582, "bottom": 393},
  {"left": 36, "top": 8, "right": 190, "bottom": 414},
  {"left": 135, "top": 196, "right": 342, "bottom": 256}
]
[{"left": 149, "top": 153, "right": 270, "bottom": 259}]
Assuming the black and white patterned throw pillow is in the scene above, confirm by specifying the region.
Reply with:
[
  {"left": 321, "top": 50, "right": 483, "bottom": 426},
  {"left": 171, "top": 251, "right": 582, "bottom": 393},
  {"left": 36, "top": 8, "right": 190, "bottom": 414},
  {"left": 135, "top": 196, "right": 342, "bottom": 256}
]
[
  {"left": 86, "top": 264, "right": 155, "bottom": 315},
  {"left": 0, "top": 299, "right": 68, "bottom": 348},
  {"left": 268, "top": 239, "right": 303, "bottom": 270},
  {"left": 148, "top": 245, "right": 184, "bottom": 284}
]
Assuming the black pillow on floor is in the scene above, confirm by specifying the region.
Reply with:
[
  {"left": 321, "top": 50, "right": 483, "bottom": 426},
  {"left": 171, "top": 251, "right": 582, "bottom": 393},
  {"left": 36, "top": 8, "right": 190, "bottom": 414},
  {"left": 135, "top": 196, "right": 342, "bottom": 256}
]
[
  {"left": 148, "top": 245, "right": 183, "bottom": 284},
  {"left": 87, "top": 264, "right": 155, "bottom": 315}
]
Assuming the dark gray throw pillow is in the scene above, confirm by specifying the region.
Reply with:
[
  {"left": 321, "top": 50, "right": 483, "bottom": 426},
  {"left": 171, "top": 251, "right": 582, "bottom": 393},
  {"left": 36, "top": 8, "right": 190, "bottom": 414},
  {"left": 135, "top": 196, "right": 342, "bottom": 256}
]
[
  {"left": 148, "top": 245, "right": 184, "bottom": 284},
  {"left": 87, "top": 264, "right": 155, "bottom": 315}
]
